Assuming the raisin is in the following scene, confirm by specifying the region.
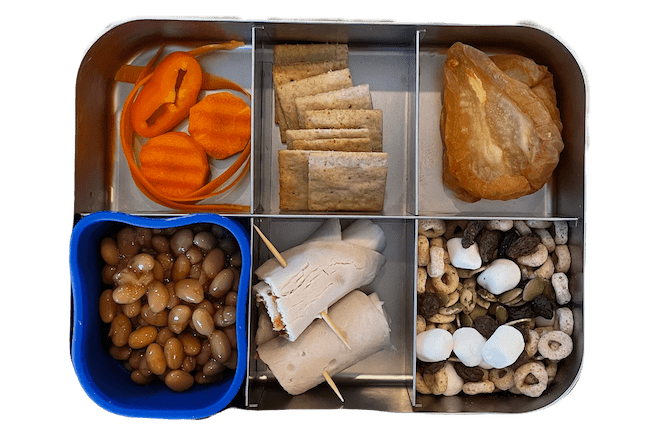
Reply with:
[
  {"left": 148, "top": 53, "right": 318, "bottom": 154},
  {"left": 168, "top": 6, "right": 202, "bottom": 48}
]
[
  {"left": 531, "top": 295, "right": 555, "bottom": 319},
  {"left": 454, "top": 363, "right": 485, "bottom": 382},
  {"left": 506, "top": 233, "right": 541, "bottom": 259},
  {"left": 418, "top": 292, "right": 441, "bottom": 319},
  {"left": 474, "top": 315, "right": 499, "bottom": 339},
  {"left": 497, "top": 229, "right": 519, "bottom": 258},
  {"left": 507, "top": 303, "right": 534, "bottom": 320},
  {"left": 462, "top": 221, "right": 486, "bottom": 248},
  {"left": 476, "top": 229, "right": 501, "bottom": 263},
  {"left": 418, "top": 360, "right": 446, "bottom": 375}
]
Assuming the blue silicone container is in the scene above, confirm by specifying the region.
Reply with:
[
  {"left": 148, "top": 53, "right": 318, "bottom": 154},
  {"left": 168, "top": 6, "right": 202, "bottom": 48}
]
[{"left": 69, "top": 211, "right": 249, "bottom": 419}]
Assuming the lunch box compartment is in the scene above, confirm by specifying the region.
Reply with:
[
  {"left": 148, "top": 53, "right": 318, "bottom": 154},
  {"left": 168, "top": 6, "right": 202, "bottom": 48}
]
[
  {"left": 73, "top": 19, "right": 586, "bottom": 416},
  {"left": 247, "top": 217, "right": 416, "bottom": 410}
]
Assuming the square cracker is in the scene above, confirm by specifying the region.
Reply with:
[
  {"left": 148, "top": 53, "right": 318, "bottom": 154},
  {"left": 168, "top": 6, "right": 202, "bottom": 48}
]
[
  {"left": 291, "top": 137, "right": 372, "bottom": 152},
  {"left": 276, "top": 69, "right": 353, "bottom": 132},
  {"left": 272, "top": 59, "right": 348, "bottom": 134},
  {"left": 307, "top": 151, "right": 388, "bottom": 212},
  {"left": 273, "top": 44, "right": 348, "bottom": 66},
  {"left": 285, "top": 128, "right": 370, "bottom": 149},
  {"left": 294, "top": 84, "right": 372, "bottom": 128},
  {"left": 278, "top": 150, "right": 310, "bottom": 211},
  {"left": 302, "top": 109, "right": 383, "bottom": 151}
]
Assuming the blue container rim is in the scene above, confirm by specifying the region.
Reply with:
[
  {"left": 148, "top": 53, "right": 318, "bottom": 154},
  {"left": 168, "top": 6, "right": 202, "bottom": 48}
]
[{"left": 69, "top": 211, "right": 249, "bottom": 419}]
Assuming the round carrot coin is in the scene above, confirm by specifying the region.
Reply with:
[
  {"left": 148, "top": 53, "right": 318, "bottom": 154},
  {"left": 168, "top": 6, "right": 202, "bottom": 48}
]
[
  {"left": 139, "top": 132, "right": 210, "bottom": 198},
  {"left": 188, "top": 92, "right": 251, "bottom": 160}
]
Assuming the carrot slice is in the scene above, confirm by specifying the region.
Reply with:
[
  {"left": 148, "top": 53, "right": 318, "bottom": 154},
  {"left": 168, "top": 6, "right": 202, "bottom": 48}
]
[
  {"left": 139, "top": 132, "right": 210, "bottom": 198},
  {"left": 120, "top": 73, "right": 251, "bottom": 212},
  {"left": 188, "top": 92, "right": 251, "bottom": 160}
]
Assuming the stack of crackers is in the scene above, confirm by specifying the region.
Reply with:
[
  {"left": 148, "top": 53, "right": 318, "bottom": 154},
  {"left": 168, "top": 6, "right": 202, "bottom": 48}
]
[{"left": 274, "top": 44, "right": 388, "bottom": 212}]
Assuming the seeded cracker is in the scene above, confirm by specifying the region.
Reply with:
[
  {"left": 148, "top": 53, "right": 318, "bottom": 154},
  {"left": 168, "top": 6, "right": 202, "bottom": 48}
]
[
  {"left": 276, "top": 68, "right": 353, "bottom": 132},
  {"left": 294, "top": 84, "right": 373, "bottom": 128},
  {"left": 292, "top": 137, "right": 372, "bottom": 152},
  {"left": 273, "top": 59, "right": 348, "bottom": 140},
  {"left": 278, "top": 150, "right": 310, "bottom": 211},
  {"left": 285, "top": 128, "right": 371, "bottom": 149},
  {"left": 307, "top": 151, "right": 388, "bottom": 212},
  {"left": 302, "top": 109, "right": 383, "bottom": 152}
]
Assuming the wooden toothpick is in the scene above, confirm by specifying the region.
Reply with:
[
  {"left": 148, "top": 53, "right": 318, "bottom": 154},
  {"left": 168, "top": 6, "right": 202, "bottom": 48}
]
[
  {"left": 320, "top": 311, "right": 351, "bottom": 350},
  {"left": 253, "top": 225, "right": 287, "bottom": 268},
  {"left": 323, "top": 370, "right": 344, "bottom": 403}
]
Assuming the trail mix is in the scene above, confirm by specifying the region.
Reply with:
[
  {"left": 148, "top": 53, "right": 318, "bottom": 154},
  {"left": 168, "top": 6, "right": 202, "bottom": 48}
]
[{"left": 415, "top": 219, "right": 574, "bottom": 398}]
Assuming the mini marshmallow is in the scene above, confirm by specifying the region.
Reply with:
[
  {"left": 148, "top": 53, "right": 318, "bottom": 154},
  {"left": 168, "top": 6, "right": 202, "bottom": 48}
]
[
  {"left": 477, "top": 258, "right": 521, "bottom": 295},
  {"left": 452, "top": 327, "right": 486, "bottom": 367},
  {"left": 442, "top": 363, "right": 464, "bottom": 396},
  {"left": 416, "top": 328, "right": 453, "bottom": 363},
  {"left": 447, "top": 237, "right": 482, "bottom": 270},
  {"left": 481, "top": 325, "right": 525, "bottom": 369}
]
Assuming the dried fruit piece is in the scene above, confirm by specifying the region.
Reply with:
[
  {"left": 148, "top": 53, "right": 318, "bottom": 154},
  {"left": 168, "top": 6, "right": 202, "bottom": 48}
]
[
  {"left": 462, "top": 221, "right": 486, "bottom": 248},
  {"left": 453, "top": 363, "right": 484, "bottom": 382},
  {"left": 476, "top": 229, "right": 501, "bottom": 263},
  {"left": 531, "top": 295, "right": 555, "bottom": 319},
  {"left": 474, "top": 315, "right": 498, "bottom": 339},
  {"left": 506, "top": 233, "right": 541, "bottom": 259},
  {"left": 497, "top": 229, "right": 520, "bottom": 258},
  {"left": 418, "top": 292, "right": 441, "bottom": 320}
]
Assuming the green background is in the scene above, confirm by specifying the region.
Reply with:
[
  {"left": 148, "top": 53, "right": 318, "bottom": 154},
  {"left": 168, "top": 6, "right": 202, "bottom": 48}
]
[{"left": 0, "top": 0, "right": 662, "bottom": 432}]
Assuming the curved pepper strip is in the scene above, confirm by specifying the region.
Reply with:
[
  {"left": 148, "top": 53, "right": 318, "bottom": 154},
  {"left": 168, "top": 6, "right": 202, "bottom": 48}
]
[
  {"left": 120, "top": 73, "right": 250, "bottom": 212},
  {"left": 131, "top": 51, "right": 203, "bottom": 138}
]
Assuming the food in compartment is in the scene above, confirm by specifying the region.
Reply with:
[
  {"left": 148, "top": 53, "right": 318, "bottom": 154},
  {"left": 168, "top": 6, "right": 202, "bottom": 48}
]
[
  {"left": 253, "top": 218, "right": 386, "bottom": 342},
  {"left": 257, "top": 290, "right": 391, "bottom": 396},
  {"left": 273, "top": 44, "right": 387, "bottom": 212},
  {"left": 115, "top": 41, "right": 251, "bottom": 212},
  {"left": 253, "top": 218, "right": 391, "bottom": 396},
  {"left": 98, "top": 223, "right": 242, "bottom": 391},
  {"left": 440, "top": 42, "right": 564, "bottom": 202},
  {"left": 415, "top": 219, "right": 574, "bottom": 398},
  {"left": 188, "top": 91, "right": 251, "bottom": 160}
]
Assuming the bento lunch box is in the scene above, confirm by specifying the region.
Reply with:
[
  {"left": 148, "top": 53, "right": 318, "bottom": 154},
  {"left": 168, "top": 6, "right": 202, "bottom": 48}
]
[{"left": 72, "top": 18, "right": 585, "bottom": 417}]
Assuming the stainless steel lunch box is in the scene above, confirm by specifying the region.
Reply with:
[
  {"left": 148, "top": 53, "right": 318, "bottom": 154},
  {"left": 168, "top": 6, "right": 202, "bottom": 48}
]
[{"left": 74, "top": 18, "right": 585, "bottom": 415}]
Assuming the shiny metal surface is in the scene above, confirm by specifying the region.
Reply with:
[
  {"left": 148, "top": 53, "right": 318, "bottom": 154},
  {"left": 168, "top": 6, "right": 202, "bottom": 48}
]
[{"left": 74, "top": 18, "right": 585, "bottom": 414}]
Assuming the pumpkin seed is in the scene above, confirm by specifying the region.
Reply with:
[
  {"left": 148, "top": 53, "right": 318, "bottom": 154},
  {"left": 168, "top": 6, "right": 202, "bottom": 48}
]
[
  {"left": 460, "top": 313, "right": 473, "bottom": 327},
  {"left": 523, "top": 278, "right": 546, "bottom": 302},
  {"left": 439, "top": 303, "right": 463, "bottom": 315},
  {"left": 469, "top": 305, "right": 488, "bottom": 320},
  {"left": 477, "top": 288, "right": 498, "bottom": 303},
  {"left": 495, "top": 305, "right": 508, "bottom": 324},
  {"left": 498, "top": 288, "right": 522, "bottom": 305}
]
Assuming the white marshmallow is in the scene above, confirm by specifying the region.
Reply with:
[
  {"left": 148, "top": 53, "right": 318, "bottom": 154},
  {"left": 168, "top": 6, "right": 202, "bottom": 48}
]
[
  {"left": 416, "top": 328, "right": 453, "bottom": 363},
  {"left": 481, "top": 325, "right": 525, "bottom": 369},
  {"left": 452, "top": 327, "right": 486, "bottom": 367},
  {"left": 446, "top": 237, "right": 482, "bottom": 270},
  {"left": 476, "top": 258, "right": 521, "bottom": 295},
  {"left": 442, "top": 362, "right": 464, "bottom": 396}
]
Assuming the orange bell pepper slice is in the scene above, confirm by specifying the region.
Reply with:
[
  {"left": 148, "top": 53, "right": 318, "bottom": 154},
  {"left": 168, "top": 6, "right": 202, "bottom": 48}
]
[{"left": 131, "top": 51, "right": 203, "bottom": 138}]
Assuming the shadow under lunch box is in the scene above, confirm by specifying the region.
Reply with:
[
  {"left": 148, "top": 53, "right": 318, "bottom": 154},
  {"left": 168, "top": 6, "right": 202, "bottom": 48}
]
[{"left": 72, "top": 17, "right": 586, "bottom": 417}]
